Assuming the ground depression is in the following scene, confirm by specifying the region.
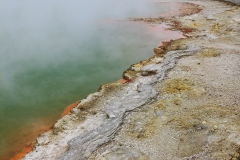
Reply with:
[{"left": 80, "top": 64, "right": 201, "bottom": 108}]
[{"left": 23, "top": 0, "right": 240, "bottom": 160}]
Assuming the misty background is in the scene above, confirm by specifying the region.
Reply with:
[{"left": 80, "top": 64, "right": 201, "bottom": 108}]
[{"left": 0, "top": 0, "right": 177, "bottom": 158}]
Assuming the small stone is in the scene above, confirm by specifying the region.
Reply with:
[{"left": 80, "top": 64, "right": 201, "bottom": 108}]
[
  {"left": 141, "top": 70, "right": 157, "bottom": 76},
  {"left": 141, "top": 71, "right": 148, "bottom": 76},
  {"left": 223, "top": 119, "right": 228, "bottom": 123},
  {"left": 153, "top": 48, "right": 163, "bottom": 55},
  {"left": 213, "top": 125, "right": 218, "bottom": 130},
  {"left": 226, "top": 130, "right": 232, "bottom": 133},
  {"left": 233, "top": 17, "right": 240, "bottom": 24},
  {"left": 177, "top": 44, "right": 188, "bottom": 50},
  {"left": 202, "top": 121, "right": 207, "bottom": 124},
  {"left": 151, "top": 57, "right": 164, "bottom": 64},
  {"left": 206, "top": 15, "right": 216, "bottom": 20},
  {"left": 117, "top": 78, "right": 128, "bottom": 84},
  {"left": 109, "top": 114, "right": 116, "bottom": 118},
  {"left": 177, "top": 94, "right": 182, "bottom": 98}
]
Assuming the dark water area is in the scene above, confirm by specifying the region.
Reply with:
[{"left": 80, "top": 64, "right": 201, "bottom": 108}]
[{"left": 0, "top": 1, "right": 184, "bottom": 159}]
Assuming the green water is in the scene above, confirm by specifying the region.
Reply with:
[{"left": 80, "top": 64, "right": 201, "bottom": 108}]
[{"left": 0, "top": 1, "right": 184, "bottom": 159}]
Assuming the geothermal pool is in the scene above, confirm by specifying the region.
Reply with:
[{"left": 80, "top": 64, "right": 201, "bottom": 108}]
[{"left": 0, "top": 1, "right": 185, "bottom": 159}]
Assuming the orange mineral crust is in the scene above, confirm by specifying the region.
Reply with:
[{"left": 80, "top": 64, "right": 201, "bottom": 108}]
[
  {"left": 9, "top": 121, "right": 52, "bottom": 160},
  {"left": 9, "top": 101, "right": 80, "bottom": 160},
  {"left": 61, "top": 101, "right": 81, "bottom": 117},
  {"left": 10, "top": 144, "right": 33, "bottom": 160}
]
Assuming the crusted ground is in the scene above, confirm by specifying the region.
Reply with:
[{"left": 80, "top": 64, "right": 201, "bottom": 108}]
[{"left": 23, "top": 0, "right": 240, "bottom": 160}]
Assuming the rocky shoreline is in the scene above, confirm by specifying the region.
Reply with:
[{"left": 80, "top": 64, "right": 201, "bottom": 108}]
[{"left": 23, "top": 0, "right": 240, "bottom": 159}]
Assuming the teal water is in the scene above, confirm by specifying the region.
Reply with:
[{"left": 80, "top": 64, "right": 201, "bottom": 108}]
[{"left": 0, "top": 1, "right": 184, "bottom": 159}]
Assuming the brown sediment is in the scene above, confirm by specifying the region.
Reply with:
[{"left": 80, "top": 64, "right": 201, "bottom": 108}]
[
  {"left": 158, "top": 40, "right": 171, "bottom": 49},
  {"left": 168, "top": 19, "right": 195, "bottom": 36},
  {"left": 61, "top": 101, "right": 81, "bottom": 117}
]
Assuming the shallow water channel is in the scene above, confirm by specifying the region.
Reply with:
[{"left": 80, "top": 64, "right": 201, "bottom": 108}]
[{"left": 0, "top": 1, "right": 185, "bottom": 159}]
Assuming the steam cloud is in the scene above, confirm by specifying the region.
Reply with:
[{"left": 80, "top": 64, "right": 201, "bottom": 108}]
[
  {"left": 0, "top": 0, "right": 157, "bottom": 88},
  {"left": 0, "top": 0, "right": 161, "bottom": 154}
]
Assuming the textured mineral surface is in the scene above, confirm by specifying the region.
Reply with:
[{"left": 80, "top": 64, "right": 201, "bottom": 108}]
[{"left": 23, "top": 0, "right": 240, "bottom": 159}]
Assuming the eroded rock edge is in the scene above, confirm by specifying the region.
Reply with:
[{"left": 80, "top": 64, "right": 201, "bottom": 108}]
[{"left": 59, "top": 44, "right": 199, "bottom": 160}]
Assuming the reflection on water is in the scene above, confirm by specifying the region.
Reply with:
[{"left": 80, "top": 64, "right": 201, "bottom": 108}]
[{"left": 0, "top": 1, "right": 184, "bottom": 159}]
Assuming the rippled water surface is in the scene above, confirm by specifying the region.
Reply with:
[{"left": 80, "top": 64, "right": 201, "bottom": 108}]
[{"left": 0, "top": 1, "right": 184, "bottom": 159}]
